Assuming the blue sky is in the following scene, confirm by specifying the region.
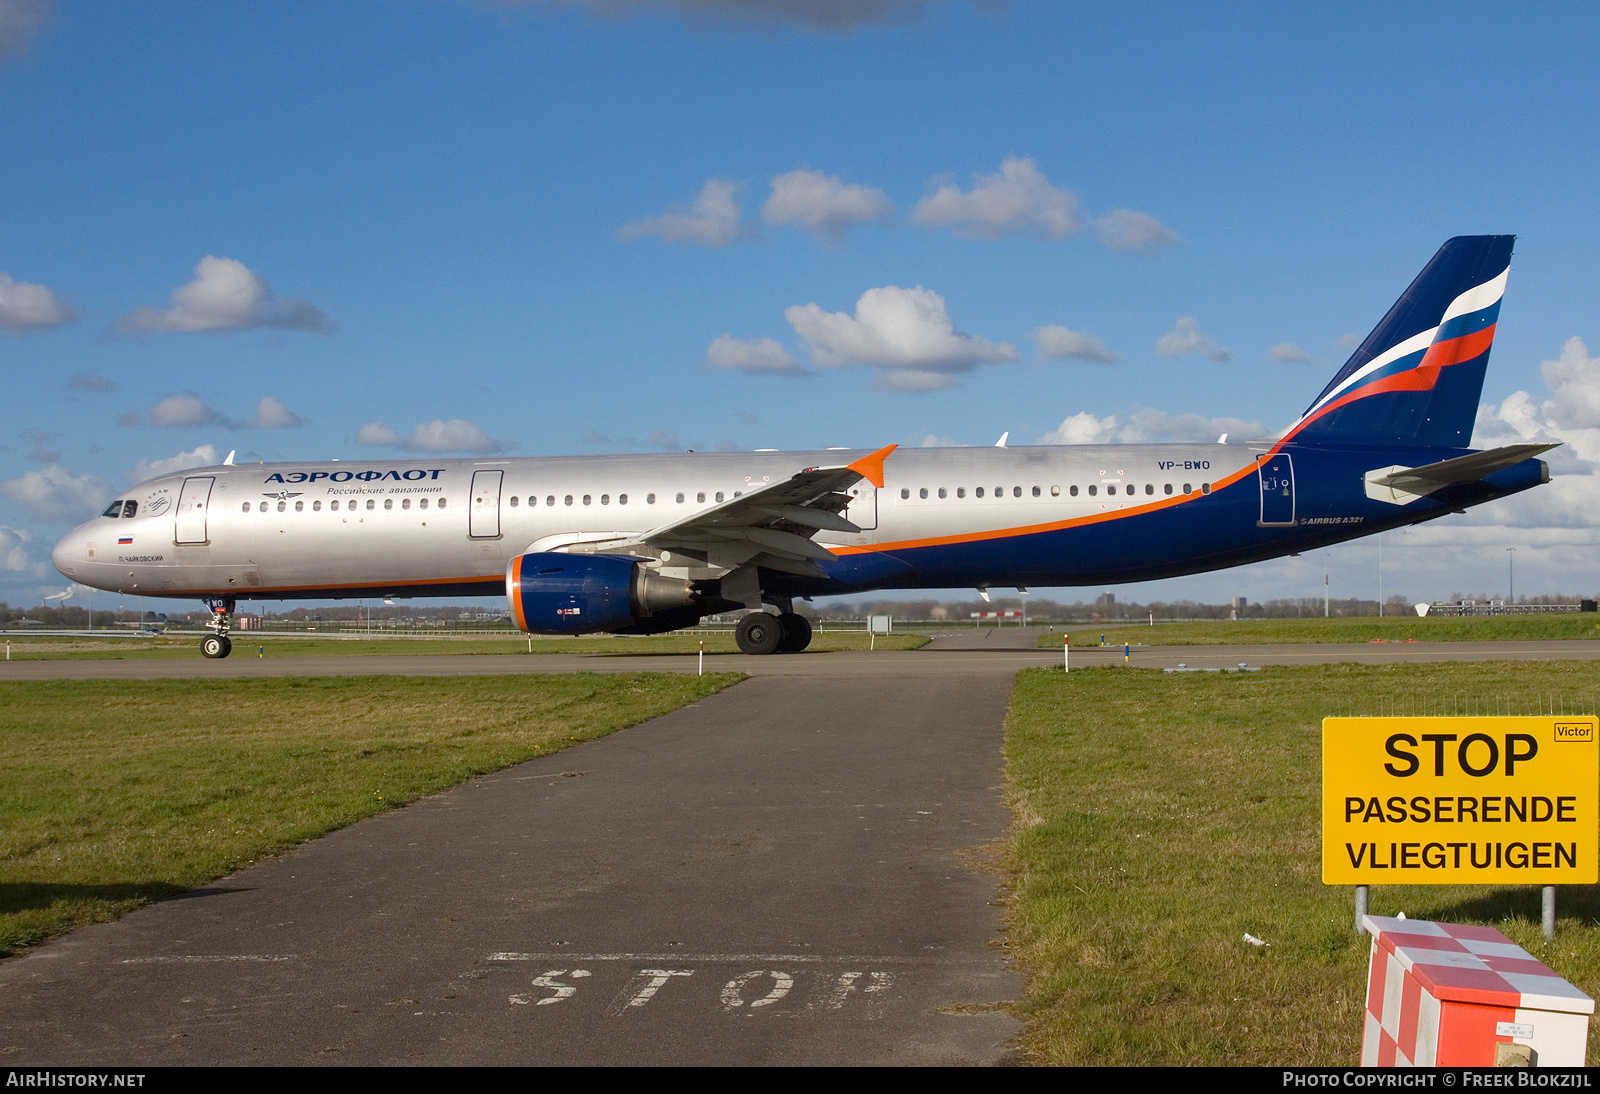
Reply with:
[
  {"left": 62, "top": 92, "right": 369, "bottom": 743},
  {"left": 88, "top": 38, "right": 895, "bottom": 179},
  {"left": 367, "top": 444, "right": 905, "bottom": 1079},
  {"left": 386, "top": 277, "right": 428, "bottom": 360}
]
[{"left": 3, "top": 0, "right": 1599, "bottom": 612}]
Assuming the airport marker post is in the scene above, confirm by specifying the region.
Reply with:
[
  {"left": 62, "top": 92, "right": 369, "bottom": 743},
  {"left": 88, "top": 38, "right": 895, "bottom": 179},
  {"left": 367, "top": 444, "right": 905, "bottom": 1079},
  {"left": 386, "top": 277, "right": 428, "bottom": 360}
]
[
  {"left": 698, "top": 639, "right": 703, "bottom": 676},
  {"left": 1064, "top": 633, "right": 1068, "bottom": 673}
]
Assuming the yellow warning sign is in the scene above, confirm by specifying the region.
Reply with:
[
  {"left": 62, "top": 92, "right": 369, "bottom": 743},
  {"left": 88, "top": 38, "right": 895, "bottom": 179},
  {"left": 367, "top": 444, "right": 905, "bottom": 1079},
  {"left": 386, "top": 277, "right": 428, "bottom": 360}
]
[{"left": 1322, "top": 717, "right": 1598, "bottom": 884}]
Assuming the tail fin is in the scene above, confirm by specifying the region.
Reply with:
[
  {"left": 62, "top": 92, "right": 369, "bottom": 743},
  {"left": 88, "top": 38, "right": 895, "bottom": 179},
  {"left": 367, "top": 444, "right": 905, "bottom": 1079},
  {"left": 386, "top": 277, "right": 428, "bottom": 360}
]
[{"left": 1286, "top": 235, "right": 1514, "bottom": 449}]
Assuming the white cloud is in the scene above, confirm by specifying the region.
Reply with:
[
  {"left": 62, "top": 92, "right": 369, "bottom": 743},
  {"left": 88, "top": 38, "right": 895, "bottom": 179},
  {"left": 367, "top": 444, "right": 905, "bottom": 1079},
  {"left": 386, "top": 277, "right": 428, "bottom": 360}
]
[
  {"left": 122, "top": 393, "right": 305, "bottom": 430},
  {"left": 911, "top": 157, "right": 1080, "bottom": 240},
  {"left": 118, "top": 256, "right": 336, "bottom": 335},
  {"left": 1338, "top": 333, "right": 1361, "bottom": 348},
  {"left": 647, "top": 429, "right": 682, "bottom": 450},
  {"left": 1267, "top": 343, "right": 1313, "bottom": 363},
  {"left": 251, "top": 395, "right": 304, "bottom": 429},
  {"left": 127, "top": 445, "right": 222, "bottom": 485},
  {"left": 617, "top": 179, "right": 750, "bottom": 247},
  {"left": 917, "top": 434, "right": 962, "bottom": 447},
  {"left": 0, "top": 0, "right": 49, "bottom": 61},
  {"left": 0, "top": 464, "right": 114, "bottom": 523},
  {"left": 1090, "top": 209, "right": 1181, "bottom": 254},
  {"left": 762, "top": 168, "right": 892, "bottom": 244},
  {"left": 0, "top": 271, "right": 75, "bottom": 333},
  {"left": 1156, "top": 316, "right": 1232, "bottom": 362},
  {"left": 0, "top": 526, "right": 47, "bottom": 578},
  {"left": 356, "top": 419, "right": 512, "bottom": 454},
  {"left": 147, "top": 395, "right": 219, "bottom": 428},
  {"left": 703, "top": 334, "right": 805, "bottom": 375},
  {"left": 1038, "top": 408, "right": 1266, "bottom": 446},
  {"left": 1031, "top": 325, "right": 1119, "bottom": 363},
  {"left": 784, "top": 285, "right": 1015, "bottom": 391}
]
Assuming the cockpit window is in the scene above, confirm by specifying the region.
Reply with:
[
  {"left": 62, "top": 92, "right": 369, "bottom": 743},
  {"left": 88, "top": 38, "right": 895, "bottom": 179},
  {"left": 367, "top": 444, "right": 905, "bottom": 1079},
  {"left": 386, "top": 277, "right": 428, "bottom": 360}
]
[
  {"left": 122, "top": 500, "right": 137, "bottom": 518},
  {"left": 102, "top": 500, "right": 125, "bottom": 517}
]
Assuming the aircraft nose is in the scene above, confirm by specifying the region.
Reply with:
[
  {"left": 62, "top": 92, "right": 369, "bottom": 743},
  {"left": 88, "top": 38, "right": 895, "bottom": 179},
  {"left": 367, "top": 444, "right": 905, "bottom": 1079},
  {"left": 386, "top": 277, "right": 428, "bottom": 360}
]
[{"left": 51, "top": 532, "right": 79, "bottom": 580}]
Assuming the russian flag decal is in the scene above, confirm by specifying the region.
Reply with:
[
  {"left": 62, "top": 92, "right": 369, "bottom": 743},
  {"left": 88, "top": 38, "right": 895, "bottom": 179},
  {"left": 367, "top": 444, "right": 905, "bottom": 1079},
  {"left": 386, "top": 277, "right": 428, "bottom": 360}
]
[{"left": 118, "top": 536, "right": 133, "bottom": 545}]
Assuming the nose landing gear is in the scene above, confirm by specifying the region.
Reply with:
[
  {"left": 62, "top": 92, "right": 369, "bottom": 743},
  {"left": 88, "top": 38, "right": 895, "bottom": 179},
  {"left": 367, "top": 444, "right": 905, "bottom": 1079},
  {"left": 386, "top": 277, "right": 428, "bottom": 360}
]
[{"left": 201, "top": 596, "right": 235, "bottom": 658}]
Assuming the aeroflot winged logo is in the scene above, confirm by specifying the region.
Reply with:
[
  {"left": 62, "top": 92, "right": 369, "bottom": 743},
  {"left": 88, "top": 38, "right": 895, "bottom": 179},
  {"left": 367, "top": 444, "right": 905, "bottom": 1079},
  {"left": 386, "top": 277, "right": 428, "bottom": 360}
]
[{"left": 263, "top": 469, "right": 447, "bottom": 484}]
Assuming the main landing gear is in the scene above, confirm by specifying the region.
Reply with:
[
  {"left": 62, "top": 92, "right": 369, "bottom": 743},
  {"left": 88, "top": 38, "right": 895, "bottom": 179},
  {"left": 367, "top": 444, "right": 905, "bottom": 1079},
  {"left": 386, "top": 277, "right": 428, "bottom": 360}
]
[
  {"left": 734, "top": 611, "right": 813, "bottom": 655},
  {"left": 201, "top": 596, "right": 235, "bottom": 659}
]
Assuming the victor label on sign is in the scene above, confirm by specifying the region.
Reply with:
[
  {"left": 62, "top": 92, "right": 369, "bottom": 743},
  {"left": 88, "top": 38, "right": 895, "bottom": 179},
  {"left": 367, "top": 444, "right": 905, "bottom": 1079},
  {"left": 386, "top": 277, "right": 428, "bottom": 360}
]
[{"left": 1322, "top": 717, "right": 1598, "bottom": 884}]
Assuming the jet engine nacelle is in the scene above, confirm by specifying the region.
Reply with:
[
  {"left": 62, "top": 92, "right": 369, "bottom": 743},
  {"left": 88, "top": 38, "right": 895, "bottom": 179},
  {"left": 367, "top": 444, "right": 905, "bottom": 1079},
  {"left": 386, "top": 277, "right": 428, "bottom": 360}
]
[{"left": 505, "top": 552, "right": 696, "bottom": 635}]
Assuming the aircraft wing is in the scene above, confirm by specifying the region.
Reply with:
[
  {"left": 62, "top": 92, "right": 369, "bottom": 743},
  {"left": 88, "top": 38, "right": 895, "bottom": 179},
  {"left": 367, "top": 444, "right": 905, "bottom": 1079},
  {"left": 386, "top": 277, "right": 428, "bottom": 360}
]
[
  {"left": 1367, "top": 443, "right": 1558, "bottom": 492},
  {"left": 617, "top": 444, "right": 896, "bottom": 578}
]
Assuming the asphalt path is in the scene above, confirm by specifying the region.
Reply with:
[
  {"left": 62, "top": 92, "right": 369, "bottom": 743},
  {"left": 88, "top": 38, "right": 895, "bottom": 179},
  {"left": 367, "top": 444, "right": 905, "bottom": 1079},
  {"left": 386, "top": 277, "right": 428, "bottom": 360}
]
[{"left": 0, "top": 651, "right": 1023, "bottom": 1064}]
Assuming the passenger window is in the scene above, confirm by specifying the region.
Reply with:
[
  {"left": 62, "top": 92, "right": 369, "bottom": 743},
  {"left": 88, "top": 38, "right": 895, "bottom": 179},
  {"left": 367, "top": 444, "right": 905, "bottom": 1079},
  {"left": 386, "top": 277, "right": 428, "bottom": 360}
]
[
  {"left": 1201, "top": 482, "right": 1212, "bottom": 494},
  {"left": 565, "top": 495, "right": 574, "bottom": 506},
  {"left": 242, "top": 502, "right": 251, "bottom": 513},
  {"left": 975, "top": 487, "right": 984, "bottom": 498},
  {"left": 919, "top": 488, "right": 928, "bottom": 499},
  {"left": 938, "top": 488, "right": 947, "bottom": 499},
  {"left": 1182, "top": 483, "right": 1192, "bottom": 494},
  {"left": 438, "top": 498, "right": 447, "bottom": 508},
  {"left": 1069, "top": 485, "right": 1078, "bottom": 496},
  {"left": 619, "top": 494, "right": 628, "bottom": 505},
  {"left": 313, "top": 501, "right": 322, "bottom": 511},
  {"left": 527, "top": 496, "right": 535, "bottom": 506},
  {"left": 123, "top": 501, "right": 138, "bottom": 517},
  {"left": 715, "top": 492, "right": 724, "bottom": 502},
  {"left": 647, "top": 494, "right": 656, "bottom": 504},
  {"left": 734, "top": 491, "right": 741, "bottom": 498},
  {"left": 330, "top": 500, "right": 339, "bottom": 511},
  {"left": 509, "top": 495, "right": 519, "bottom": 507},
  {"left": 676, "top": 493, "right": 684, "bottom": 503},
  {"left": 384, "top": 498, "right": 393, "bottom": 510},
  {"left": 1145, "top": 484, "right": 1154, "bottom": 495},
  {"left": 367, "top": 499, "right": 375, "bottom": 510},
  {"left": 278, "top": 501, "right": 287, "bottom": 512},
  {"left": 995, "top": 486, "right": 1003, "bottom": 497},
  {"left": 295, "top": 501, "right": 304, "bottom": 512},
  {"left": 546, "top": 496, "right": 555, "bottom": 507},
  {"left": 901, "top": 488, "right": 910, "bottom": 499},
  {"left": 601, "top": 494, "right": 610, "bottom": 505},
  {"left": 1050, "top": 485, "right": 1060, "bottom": 496},
  {"left": 1088, "top": 485, "right": 1097, "bottom": 496},
  {"left": 1032, "top": 486, "right": 1040, "bottom": 497},
  {"left": 1164, "top": 484, "right": 1173, "bottom": 495},
  {"left": 419, "top": 498, "right": 428, "bottom": 509},
  {"left": 402, "top": 498, "right": 411, "bottom": 510},
  {"left": 582, "top": 495, "right": 591, "bottom": 505},
  {"left": 957, "top": 487, "right": 965, "bottom": 498},
  {"left": 1107, "top": 485, "right": 1116, "bottom": 495},
  {"left": 1013, "top": 486, "right": 1022, "bottom": 497},
  {"left": 697, "top": 493, "right": 705, "bottom": 503}
]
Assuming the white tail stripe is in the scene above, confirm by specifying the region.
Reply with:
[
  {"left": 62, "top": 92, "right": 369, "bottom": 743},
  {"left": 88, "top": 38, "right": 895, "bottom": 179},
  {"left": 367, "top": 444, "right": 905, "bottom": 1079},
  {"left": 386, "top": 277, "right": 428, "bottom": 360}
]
[{"left": 1439, "top": 267, "right": 1508, "bottom": 325}]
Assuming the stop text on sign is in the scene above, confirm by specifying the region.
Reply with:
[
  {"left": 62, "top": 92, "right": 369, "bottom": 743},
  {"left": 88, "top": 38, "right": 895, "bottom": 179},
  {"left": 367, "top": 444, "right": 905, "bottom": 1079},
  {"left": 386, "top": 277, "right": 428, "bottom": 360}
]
[{"left": 1322, "top": 717, "right": 1598, "bottom": 884}]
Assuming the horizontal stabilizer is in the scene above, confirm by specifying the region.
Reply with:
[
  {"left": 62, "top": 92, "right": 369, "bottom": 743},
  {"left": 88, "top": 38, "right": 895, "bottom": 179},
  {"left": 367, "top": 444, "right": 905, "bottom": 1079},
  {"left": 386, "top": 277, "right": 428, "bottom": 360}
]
[{"left": 1364, "top": 443, "right": 1557, "bottom": 504}]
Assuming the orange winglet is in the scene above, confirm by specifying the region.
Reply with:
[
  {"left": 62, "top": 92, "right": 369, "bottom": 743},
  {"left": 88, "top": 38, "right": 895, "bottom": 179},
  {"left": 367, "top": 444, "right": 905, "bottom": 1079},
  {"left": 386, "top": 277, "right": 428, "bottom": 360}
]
[{"left": 846, "top": 443, "right": 898, "bottom": 489}]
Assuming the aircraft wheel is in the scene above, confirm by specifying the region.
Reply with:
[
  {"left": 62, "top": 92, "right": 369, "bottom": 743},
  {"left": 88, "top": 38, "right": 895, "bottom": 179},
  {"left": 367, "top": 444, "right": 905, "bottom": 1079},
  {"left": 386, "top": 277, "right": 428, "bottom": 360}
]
[
  {"left": 735, "top": 612, "right": 783, "bottom": 655},
  {"left": 201, "top": 635, "right": 232, "bottom": 659},
  {"left": 776, "top": 612, "right": 812, "bottom": 653}
]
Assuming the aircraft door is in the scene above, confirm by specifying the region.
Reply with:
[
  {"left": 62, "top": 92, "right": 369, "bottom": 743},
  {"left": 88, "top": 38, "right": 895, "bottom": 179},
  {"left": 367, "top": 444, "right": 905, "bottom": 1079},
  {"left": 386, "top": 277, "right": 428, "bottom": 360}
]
[
  {"left": 470, "top": 470, "right": 504, "bottom": 538},
  {"left": 844, "top": 485, "right": 877, "bottom": 531},
  {"left": 1257, "top": 453, "right": 1296, "bottom": 526},
  {"left": 175, "top": 476, "right": 215, "bottom": 545}
]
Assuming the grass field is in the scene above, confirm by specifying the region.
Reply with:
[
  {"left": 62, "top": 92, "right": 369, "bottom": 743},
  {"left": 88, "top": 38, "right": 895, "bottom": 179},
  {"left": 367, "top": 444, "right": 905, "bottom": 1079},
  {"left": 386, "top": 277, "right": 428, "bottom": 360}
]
[
  {"left": 1038, "top": 614, "right": 1600, "bottom": 648},
  {"left": 0, "top": 672, "right": 740, "bottom": 955},
  {"left": 0, "top": 631, "right": 929, "bottom": 660},
  {"left": 1003, "top": 661, "right": 1600, "bottom": 1066}
]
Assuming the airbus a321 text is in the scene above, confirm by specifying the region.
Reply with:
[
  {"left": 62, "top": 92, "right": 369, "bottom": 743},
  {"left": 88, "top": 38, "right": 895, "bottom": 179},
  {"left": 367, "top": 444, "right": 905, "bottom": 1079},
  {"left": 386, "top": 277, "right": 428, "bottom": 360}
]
[{"left": 52, "top": 236, "right": 1552, "bottom": 658}]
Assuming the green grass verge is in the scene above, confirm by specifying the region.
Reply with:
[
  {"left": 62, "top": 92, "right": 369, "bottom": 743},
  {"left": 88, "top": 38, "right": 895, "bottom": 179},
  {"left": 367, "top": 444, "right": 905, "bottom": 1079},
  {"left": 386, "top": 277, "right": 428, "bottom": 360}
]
[
  {"left": 0, "top": 631, "right": 928, "bottom": 660},
  {"left": 0, "top": 672, "right": 740, "bottom": 955},
  {"left": 1037, "top": 614, "right": 1600, "bottom": 648},
  {"left": 1003, "top": 661, "right": 1600, "bottom": 1066}
]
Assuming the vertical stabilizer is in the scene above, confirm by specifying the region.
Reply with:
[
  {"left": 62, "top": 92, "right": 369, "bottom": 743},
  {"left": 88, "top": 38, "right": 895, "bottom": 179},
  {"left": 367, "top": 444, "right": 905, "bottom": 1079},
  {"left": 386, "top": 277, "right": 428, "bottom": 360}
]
[{"left": 1286, "top": 235, "right": 1514, "bottom": 448}]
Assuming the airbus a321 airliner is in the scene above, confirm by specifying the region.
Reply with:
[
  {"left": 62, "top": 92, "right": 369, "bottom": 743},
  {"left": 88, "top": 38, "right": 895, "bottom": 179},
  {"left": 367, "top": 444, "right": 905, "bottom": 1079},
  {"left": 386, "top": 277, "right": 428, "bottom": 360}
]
[{"left": 52, "top": 235, "right": 1552, "bottom": 658}]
